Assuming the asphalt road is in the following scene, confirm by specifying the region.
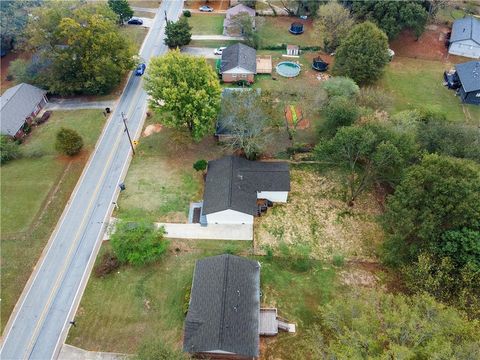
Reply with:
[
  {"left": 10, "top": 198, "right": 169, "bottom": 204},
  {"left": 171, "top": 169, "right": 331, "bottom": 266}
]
[{"left": 0, "top": 2, "right": 183, "bottom": 359}]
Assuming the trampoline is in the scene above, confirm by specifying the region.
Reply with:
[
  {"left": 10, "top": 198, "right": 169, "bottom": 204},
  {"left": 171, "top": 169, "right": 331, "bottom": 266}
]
[
  {"left": 312, "top": 57, "right": 329, "bottom": 72},
  {"left": 276, "top": 62, "right": 301, "bottom": 77},
  {"left": 289, "top": 22, "right": 304, "bottom": 35}
]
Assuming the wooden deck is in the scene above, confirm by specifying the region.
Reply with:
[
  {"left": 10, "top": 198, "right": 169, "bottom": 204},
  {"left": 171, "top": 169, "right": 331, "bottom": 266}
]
[{"left": 259, "top": 308, "right": 278, "bottom": 336}]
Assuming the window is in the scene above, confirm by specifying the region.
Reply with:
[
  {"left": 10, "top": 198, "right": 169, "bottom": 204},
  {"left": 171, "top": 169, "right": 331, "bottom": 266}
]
[{"left": 232, "top": 74, "right": 237, "bottom": 79}]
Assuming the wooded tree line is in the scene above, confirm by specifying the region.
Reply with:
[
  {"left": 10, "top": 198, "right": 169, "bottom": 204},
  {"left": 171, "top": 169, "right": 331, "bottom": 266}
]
[{"left": 7, "top": 0, "right": 135, "bottom": 95}]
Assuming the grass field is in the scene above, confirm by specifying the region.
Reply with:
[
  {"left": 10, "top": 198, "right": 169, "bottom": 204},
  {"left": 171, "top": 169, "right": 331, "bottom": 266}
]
[
  {"left": 188, "top": 39, "right": 237, "bottom": 48},
  {"left": 66, "top": 240, "right": 337, "bottom": 355},
  {"left": 120, "top": 26, "right": 149, "bottom": 53},
  {"left": 257, "top": 17, "right": 318, "bottom": 49},
  {"left": 66, "top": 240, "right": 252, "bottom": 352},
  {"left": 187, "top": 14, "right": 225, "bottom": 35},
  {"left": 133, "top": 10, "right": 156, "bottom": 19},
  {"left": 381, "top": 57, "right": 480, "bottom": 124},
  {"left": 0, "top": 110, "right": 106, "bottom": 331},
  {"left": 116, "top": 114, "right": 225, "bottom": 223},
  {"left": 255, "top": 165, "right": 384, "bottom": 261}
]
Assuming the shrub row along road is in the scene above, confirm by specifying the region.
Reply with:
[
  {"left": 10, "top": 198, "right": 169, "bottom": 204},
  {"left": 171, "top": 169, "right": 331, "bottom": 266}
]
[{"left": 0, "top": 1, "right": 183, "bottom": 359}]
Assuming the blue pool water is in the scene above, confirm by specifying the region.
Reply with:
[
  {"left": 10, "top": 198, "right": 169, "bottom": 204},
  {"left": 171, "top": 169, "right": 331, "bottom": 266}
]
[{"left": 276, "top": 62, "right": 301, "bottom": 78}]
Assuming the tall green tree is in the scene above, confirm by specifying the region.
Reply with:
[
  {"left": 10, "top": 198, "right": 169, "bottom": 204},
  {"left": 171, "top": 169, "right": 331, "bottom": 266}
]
[
  {"left": 351, "top": 0, "right": 428, "bottom": 39},
  {"left": 383, "top": 154, "right": 480, "bottom": 264},
  {"left": 314, "top": 2, "right": 354, "bottom": 52},
  {"left": 145, "top": 50, "right": 221, "bottom": 141},
  {"left": 316, "top": 124, "right": 416, "bottom": 205},
  {"left": 21, "top": 2, "right": 135, "bottom": 95},
  {"left": 333, "top": 21, "right": 389, "bottom": 85},
  {"left": 0, "top": 0, "right": 42, "bottom": 51},
  {"left": 164, "top": 17, "right": 192, "bottom": 48},
  {"left": 107, "top": 0, "right": 134, "bottom": 24}
]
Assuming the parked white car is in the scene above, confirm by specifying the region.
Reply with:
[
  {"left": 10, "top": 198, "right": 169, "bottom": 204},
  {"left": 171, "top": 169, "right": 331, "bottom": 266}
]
[{"left": 214, "top": 47, "right": 227, "bottom": 55}]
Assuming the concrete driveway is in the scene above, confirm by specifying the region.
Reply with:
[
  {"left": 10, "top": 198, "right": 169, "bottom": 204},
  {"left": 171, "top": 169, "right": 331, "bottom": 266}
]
[
  {"left": 156, "top": 223, "right": 253, "bottom": 240},
  {"left": 44, "top": 99, "right": 116, "bottom": 111},
  {"left": 181, "top": 46, "right": 221, "bottom": 59},
  {"left": 191, "top": 35, "right": 244, "bottom": 40}
]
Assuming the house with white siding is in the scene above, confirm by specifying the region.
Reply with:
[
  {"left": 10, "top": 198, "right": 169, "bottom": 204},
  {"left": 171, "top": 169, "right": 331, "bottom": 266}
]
[{"left": 201, "top": 156, "right": 290, "bottom": 225}]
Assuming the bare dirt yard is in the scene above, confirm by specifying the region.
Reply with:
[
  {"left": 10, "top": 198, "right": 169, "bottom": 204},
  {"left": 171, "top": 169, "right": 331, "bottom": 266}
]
[{"left": 254, "top": 166, "right": 384, "bottom": 261}]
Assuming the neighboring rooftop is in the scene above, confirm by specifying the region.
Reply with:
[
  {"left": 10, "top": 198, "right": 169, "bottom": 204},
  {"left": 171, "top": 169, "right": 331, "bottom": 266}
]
[
  {"left": 226, "top": 3, "right": 255, "bottom": 18},
  {"left": 183, "top": 254, "right": 261, "bottom": 358},
  {"left": 456, "top": 60, "right": 480, "bottom": 92},
  {"left": 220, "top": 43, "right": 257, "bottom": 73},
  {"left": 203, "top": 156, "right": 290, "bottom": 215},
  {"left": 0, "top": 83, "right": 47, "bottom": 136},
  {"left": 450, "top": 16, "right": 480, "bottom": 45}
]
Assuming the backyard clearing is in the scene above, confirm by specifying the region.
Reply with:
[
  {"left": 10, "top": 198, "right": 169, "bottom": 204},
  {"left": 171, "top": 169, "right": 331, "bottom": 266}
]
[
  {"left": 380, "top": 56, "right": 480, "bottom": 124},
  {"left": 0, "top": 110, "right": 106, "bottom": 331},
  {"left": 257, "top": 17, "right": 317, "bottom": 48},
  {"left": 254, "top": 166, "right": 384, "bottom": 261}
]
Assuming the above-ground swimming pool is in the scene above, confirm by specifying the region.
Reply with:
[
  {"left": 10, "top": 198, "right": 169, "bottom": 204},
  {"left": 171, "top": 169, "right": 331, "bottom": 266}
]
[{"left": 276, "top": 61, "right": 301, "bottom": 77}]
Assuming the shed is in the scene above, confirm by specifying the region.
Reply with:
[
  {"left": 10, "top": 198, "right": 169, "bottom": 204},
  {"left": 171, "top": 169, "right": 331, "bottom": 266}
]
[
  {"left": 455, "top": 60, "right": 480, "bottom": 104},
  {"left": 184, "top": 254, "right": 261, "bottom": 360},
  {"left": 286, "top": 45, "right": 299, "bottom": 56},
  {"left": 448, "top": 16, "right": 480, "bottom": 59},
  {"left": 0, "top": 83, "right": 48, "bottom": 138}
]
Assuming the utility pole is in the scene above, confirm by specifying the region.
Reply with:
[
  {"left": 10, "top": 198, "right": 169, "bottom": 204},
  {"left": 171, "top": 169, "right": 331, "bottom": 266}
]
[
  {"left": 164, "top": 10, "right": 167, "bottom": 22},
  {"left": 121, "top": 112, "right": 135, "bottom": 156}
]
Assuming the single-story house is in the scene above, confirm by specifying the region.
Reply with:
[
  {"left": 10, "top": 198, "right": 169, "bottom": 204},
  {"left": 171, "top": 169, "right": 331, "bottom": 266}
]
[
  {"left": 455, "top": 60, "right": 480, "bottom": 104},
  {"left": 0, "top": 83, "right": 48, "bottom": 139},
  {"left": 183, "top": 254, "right": 261, "bottom": 359},
  {"left": 220, "top": 43, "right": 257, "bottom": 83},
  {"left": 202, "top": 156, "right": 290, "bottom": 225},
  {"left": 448, "top": 16, "right": 480, "bottom": 59},
  {"left": 223, "top": 4, "right": 256, "bottom": 37}
]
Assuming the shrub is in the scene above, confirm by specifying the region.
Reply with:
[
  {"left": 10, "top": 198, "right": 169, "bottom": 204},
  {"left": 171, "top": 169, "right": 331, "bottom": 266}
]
[
  {"left": 183, "top": 285, "right": 191, "bottom": 315},
  {"left": 110, "top": 220, "right": 169, "bottom": 266},
  {"left": 332, "top": 254, "right": 345, "bottom": 267},
  {"left": 183, "top": 9, "right": 191, "bottom": 17},
  {"left": 55, "top": 127, "right": 83, "bottom": 156},
  {"left": 321, "top": 76, "right": 359, "bottom": 99},
  {"left": 193, "top": 159, "right": 207, "bottom": 172},
  {"left": 94, "top": 251, "right": 120, "bottom": 278},
  {"left": 0, "top": 135, "right": 21, "bottom": 165},
  {"left": 322, "top": 96, "right": 359, "bottom": 137}
]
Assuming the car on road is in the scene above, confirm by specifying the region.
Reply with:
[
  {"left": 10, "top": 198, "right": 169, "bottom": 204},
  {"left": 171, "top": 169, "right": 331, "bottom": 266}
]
[
  {"left": 214, "top": 47, "right": 227, "bottom": 55},
  {"left": 135, "top": 63, "right": 146, "bottom": 76},
  {"left": 127, "top": 17, "right": 143, "bottom": 25},
  {"left": 199, "top": 5, "right": 214, "bottom": 12}
]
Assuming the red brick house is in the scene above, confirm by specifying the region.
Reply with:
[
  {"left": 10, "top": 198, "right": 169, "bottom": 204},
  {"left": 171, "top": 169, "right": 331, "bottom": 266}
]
[{"left": 220, "top": 43, "right": 257, "bottom": 84}]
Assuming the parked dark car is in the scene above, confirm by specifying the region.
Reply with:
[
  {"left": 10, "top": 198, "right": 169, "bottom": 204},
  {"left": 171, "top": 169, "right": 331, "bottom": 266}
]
[
  {"left": 127, "top": 17, "right": 143, "bottom": 25},
  {"left": 36, "top": 111, "right": 52, "bottom": 125},
  {"left": 135, "top": 63, "right": 146, "bottom": 76},
  {"left": 443, "top": 70, "right": 461, "bottom": 90}
]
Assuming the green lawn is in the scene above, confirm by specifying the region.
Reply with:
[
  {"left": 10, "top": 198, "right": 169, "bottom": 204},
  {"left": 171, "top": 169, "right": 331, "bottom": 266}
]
[
  {"left": 66, "top": 240, "right": 253, "bottom": 352},
  {"left": 381, "top": 57, "right": 480, "bottom": 124},
  {"left": 1, "top": 110, "right": 106, "bottom": 331},
  {"left": 116, "top": 113, "right": 225, "bottom": 222},
  {"left": 120, "top": 26, "right": 149, "bottom": 53},
  {"left": 188, "top": 39, "right": 238, "bottom": 48},
  {"left": 187, "top": 14, "right": 225, "bottom": 35},
  {"left": 66, "top": 240, "right": 336, "bottom": 354},
  {"left": 257, "top": 17, "right": 318, "bottom": 49}
]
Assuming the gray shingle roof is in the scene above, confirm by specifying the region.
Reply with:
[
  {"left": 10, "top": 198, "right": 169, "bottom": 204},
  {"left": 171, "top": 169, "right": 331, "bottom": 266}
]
[
  {"left": 226, "top": 4, "right": 256, "bottom": 18},
  {"left": 184, "top": 254, "right": 261, "bottom": 358},
  {"left": 450, "top": 16, "right": 480, "bottom": 45},
  {"left": 221, "top": 43, "right": 257, "bottom": 73},
  {"left": 456, "top": 60, "right": 480, "bottom": 92},
  {"left": 0, "top": 83, "right": 47, "bottom": 136},
  {"left": 203, "top": 156, "right": 290, "bottom": 215}
]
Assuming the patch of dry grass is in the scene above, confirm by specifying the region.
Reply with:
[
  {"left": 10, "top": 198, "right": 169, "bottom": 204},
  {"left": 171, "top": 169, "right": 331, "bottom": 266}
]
[{"left": 255, "top": 166, "right": 384, "bottom": 260}]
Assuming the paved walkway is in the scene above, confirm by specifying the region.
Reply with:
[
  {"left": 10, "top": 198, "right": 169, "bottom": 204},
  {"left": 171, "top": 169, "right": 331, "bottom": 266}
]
[
  {"left": 181, "top": 46, "right": 221, "bottom": 59},
  {"left": 156, "top": 223, "right": 253, "bottom": 240},
  {"left": 131, "top": 6, "right": 158, "bottom": 13},
  {"left": 191, "top": 35, "right": 244, "bottom": 41},
  {"left": 58, "top": 345, "right": 127, "bottom": 360},
  {"left": 44, "top": 99, "right": 116, "bottom": 111}
]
